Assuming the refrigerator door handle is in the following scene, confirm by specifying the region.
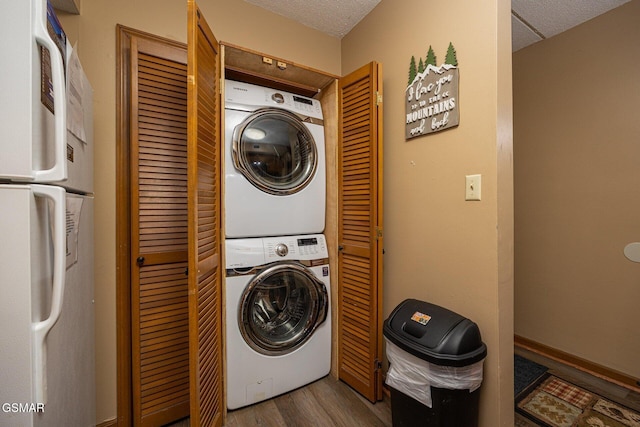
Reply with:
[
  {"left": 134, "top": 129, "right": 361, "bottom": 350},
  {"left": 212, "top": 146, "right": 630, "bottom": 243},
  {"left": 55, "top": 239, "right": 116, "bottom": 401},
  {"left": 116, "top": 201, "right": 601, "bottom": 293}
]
[
  {"left": 31, "top": 184, "right": 67, "bottom": 404},
  {"left": 32, "top": 0, "right": 67, "bottom": 183}
]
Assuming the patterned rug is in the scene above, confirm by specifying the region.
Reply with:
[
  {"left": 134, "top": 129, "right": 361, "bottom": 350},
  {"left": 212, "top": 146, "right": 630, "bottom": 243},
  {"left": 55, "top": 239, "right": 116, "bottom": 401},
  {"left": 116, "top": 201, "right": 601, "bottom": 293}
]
[{"left": 516, "top": 374, "right": 640, "bottom": 427}]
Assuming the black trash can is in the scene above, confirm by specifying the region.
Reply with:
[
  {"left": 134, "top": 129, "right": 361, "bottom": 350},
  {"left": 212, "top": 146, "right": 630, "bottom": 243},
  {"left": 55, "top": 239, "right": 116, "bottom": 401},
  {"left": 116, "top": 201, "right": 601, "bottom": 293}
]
[{"left": 383, "top": 299, "right": 487, "bottom": 427}]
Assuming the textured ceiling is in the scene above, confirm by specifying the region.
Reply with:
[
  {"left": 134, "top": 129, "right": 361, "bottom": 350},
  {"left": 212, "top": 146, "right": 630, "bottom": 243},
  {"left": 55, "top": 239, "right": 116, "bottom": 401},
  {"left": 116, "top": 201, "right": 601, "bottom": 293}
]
[
  {"left": 511, "top": 0, "right": 631, "bottom": 51},
  {"left": 245, "top": 0, "right": 631, "bottom": 51},
  {"left": 244, "top": 0, "right": 381, "bottom": 39}
]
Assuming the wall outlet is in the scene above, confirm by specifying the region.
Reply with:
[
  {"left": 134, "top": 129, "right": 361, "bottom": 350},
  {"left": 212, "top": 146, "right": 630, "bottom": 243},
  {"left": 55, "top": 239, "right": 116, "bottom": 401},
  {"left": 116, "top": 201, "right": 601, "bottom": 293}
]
[{"left": 465, "top": 174, "right": 481, "bottom": 201}]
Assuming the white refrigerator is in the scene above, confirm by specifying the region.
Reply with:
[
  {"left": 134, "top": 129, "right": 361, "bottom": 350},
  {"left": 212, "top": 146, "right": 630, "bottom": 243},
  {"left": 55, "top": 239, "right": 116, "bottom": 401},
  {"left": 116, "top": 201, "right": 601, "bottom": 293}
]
[{"left": 0, "top": 1, "right": 96, "bottom": 426}]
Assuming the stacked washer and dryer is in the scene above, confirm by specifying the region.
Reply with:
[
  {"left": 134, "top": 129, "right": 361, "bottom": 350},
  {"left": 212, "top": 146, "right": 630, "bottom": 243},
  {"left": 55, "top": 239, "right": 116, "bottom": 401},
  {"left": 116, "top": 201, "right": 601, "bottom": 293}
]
[{"left": 223, "top": 80, "right": 331, "bottom": 410}]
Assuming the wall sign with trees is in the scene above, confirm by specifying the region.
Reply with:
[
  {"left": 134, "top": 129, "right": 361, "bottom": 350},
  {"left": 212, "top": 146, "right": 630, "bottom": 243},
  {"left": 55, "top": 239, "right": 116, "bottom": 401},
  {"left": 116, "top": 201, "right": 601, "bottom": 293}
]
[{"left": 405, "top": 43, "right": 459, "bottom": 140}]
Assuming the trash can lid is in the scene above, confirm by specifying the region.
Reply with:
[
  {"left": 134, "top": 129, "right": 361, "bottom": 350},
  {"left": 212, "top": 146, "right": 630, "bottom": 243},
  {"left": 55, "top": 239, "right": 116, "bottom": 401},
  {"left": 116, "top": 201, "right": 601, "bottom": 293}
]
[{"left": 383, "top": 299, "right": 487, "bottom": 366}]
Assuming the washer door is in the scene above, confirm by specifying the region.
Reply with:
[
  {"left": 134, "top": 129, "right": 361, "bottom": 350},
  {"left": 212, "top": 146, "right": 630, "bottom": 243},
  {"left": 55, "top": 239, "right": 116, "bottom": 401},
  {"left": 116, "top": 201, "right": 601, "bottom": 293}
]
[
  {"left": 232, "top": 108, "right": 317, "bottom": 195},
  {"left": 239, "top": 263, "right": 328, "bottom": 356}
]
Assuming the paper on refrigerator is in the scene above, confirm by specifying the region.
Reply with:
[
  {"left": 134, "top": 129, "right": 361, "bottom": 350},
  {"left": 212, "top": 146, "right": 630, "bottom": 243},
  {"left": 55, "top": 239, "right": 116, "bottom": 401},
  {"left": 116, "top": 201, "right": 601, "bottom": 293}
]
[
  {"left": 65, "top": 196, "right": 83, "bottom": 269},
  {"left": 66, "top": 43, "right": 87, "bottom": 144}
]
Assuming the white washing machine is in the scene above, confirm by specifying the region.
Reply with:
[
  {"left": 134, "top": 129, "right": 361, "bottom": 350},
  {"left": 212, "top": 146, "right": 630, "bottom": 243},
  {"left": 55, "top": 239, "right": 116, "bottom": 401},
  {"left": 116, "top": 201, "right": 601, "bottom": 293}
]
[
  {"left": 224, "top": 80, "right": 326, "bottom": 238},
  {"left": 225, "top": 234, "right": 331, "bottom": 410}
]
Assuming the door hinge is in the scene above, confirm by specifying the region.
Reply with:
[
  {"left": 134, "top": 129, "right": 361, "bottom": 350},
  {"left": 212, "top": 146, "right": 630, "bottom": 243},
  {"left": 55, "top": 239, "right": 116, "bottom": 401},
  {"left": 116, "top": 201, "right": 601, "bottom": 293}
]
[
  {"left": 375, "top": 227, "right": 383, "bottom": 240},
  {"left": 376, "top": 91, "right": 383, "bottom": 106},
  {"left": 374, "top": 359, "right": 382, "bottom": 371}
]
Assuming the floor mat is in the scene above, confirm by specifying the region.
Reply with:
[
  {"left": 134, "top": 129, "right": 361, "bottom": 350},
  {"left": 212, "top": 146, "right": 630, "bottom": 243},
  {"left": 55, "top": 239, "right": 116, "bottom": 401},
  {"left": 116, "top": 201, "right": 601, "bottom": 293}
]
[
  {"left": 515, "top": 354, "right": 549, "bottom": 397},
  {"left": 516, "top": 374, "right": 640, "bottom": 427}
]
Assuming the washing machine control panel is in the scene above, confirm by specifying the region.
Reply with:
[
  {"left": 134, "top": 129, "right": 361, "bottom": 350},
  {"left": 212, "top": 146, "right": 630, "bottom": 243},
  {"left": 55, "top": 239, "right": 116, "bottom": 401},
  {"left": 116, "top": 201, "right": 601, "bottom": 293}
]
[{"left": 263, "top": 234, "right": 328, "bottom": 261}]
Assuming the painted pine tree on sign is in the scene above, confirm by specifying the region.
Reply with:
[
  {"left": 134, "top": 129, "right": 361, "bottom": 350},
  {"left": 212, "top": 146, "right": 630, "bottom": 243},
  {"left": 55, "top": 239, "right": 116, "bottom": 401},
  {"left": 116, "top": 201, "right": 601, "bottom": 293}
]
[
  {"left": 445, "top": 42, "right": 458, "bottom": 66},
  {"left": 408, "top": 55, "right": 417, "bottom": 85},
  {"left": 425, "top": 45, "right": 437, "bottom": 67}
]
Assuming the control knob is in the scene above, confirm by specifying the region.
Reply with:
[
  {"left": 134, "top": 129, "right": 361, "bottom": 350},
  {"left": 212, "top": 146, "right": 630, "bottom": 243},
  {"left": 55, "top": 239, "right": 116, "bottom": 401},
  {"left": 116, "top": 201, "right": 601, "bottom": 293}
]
[{"left": 275, "top": 243, "right": 288, "bottom": 257}]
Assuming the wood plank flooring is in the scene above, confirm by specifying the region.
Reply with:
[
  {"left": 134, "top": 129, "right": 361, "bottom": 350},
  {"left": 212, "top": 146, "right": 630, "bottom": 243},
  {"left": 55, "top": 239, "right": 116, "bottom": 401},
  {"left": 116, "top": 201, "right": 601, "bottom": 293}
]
[
  {"left": 166, "top": 375, "right": 392, "bottom": 427},
  {"left": 168, "top": 349, "right": 640, "bottom": 426},
  {"left": 226, "top": 376, "right": 391, "bottom": 427}
]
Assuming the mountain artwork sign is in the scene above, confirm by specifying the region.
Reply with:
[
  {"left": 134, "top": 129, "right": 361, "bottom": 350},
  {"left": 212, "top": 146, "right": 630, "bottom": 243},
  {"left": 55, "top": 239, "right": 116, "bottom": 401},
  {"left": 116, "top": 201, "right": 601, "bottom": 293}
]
[{"left": 406, "top": 43, "right": 459, "bottom": 140}]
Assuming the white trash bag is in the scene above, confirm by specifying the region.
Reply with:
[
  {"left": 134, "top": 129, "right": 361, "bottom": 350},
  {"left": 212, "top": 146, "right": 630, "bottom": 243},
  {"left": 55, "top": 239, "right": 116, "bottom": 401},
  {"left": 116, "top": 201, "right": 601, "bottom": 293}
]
[{"left": 385, "top": 338, "right": 484, "bottom": 408}]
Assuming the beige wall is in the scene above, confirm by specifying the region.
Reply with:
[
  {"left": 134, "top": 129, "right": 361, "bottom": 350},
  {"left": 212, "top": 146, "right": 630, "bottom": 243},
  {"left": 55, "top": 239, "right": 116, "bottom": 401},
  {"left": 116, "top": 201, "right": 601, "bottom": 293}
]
[
  {"left": 58, "top": 1, "right": 340, "bottom": 423},
  {"left": 342, "top": 0, "right": 514, "bottom": 425},
  {"left": 59, "top": 0, "right": 513, "bottom": 424},
  {"left": 513, "top": 0, "right": 640, "bottom": 378}
]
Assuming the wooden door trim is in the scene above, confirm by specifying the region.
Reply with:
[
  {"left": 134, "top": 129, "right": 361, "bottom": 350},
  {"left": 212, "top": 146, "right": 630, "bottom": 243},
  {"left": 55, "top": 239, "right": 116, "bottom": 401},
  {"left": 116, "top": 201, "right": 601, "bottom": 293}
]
[
  {"left": 372, "top": 62, "right": 384, "bottom": 402},
  {"left": 116, "top": 25, "right": 187, "bottom": 426}
]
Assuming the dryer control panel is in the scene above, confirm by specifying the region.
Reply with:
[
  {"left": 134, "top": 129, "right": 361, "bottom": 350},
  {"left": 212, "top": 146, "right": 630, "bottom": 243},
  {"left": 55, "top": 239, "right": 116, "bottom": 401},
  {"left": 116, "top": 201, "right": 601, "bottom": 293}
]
[{"left": 225, "top": 80, "right": 323, "bottom": 120}]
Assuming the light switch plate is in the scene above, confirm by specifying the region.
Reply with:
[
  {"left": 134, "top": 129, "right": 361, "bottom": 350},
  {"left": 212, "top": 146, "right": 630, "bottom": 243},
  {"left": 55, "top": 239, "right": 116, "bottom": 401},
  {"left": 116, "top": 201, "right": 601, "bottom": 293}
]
[{"left": 465, "top": 174, "right": 481, "bottom": 201}]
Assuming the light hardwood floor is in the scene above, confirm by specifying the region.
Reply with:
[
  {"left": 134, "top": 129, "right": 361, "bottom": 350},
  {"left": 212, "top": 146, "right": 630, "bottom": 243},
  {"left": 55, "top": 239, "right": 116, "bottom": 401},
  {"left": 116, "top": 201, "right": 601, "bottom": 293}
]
[
  {"left": 168, "top": 349, "right": 640, "bottom": 426},
  {"left": 225, "top": 377, "right": 391, "bottom": 427},
  {"left": 167, "top": 376, "right": 392, "bottom": 427}
]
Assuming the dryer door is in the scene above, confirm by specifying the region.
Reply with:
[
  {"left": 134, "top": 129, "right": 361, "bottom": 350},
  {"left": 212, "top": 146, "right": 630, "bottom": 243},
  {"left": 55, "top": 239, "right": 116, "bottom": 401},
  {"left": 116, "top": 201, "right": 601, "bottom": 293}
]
[
  {"left": 232, "top": 108, "right": 317, "bottom": 195},
  {"left": 239, "top": 262, "right": 327, "bottom": 355}
]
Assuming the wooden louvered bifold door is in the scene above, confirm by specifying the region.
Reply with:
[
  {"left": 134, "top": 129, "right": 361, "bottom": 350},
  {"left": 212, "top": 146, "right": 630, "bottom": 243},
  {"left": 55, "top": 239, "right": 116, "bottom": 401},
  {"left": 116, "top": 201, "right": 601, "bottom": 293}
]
[
  {"left": 187, "top": 2, "right": 223, "bottom": 427},
  {"left": 130, "top": 37, "right": 190, "bottom": 426},
  {"left": 337, "top": 62, "right": 384, "bottom": 403}
]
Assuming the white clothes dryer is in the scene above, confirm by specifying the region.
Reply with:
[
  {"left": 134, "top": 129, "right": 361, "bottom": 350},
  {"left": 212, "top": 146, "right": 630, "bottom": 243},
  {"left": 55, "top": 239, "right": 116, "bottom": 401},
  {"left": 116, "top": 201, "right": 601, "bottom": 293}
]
[
  {"left": 224, "top": 80, "right": 326, "bottom": 238},
  {"left": 225, "top": 234, "right": 331, "bottom": 410}
]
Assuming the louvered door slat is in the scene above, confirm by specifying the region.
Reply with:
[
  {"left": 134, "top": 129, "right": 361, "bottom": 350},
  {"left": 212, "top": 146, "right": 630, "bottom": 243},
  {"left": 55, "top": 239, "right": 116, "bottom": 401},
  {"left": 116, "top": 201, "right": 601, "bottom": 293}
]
[
  {"left": 338, "top": 62, "right": 384, "bottom": 403},
  {"left": 131, "top": 36, "right": 190, "bottom": 427},
  {"left": 135, "top": 263, "right": 190, "bottom": 425},
  {"left": 187, "top": 2, "right": 223, "bottom": 427},
  {"left": 138, "top": 92, "right": 187, "bottom": 110},
  {"left": 138, "top": 79, "right": 186, "bottom": 95}
]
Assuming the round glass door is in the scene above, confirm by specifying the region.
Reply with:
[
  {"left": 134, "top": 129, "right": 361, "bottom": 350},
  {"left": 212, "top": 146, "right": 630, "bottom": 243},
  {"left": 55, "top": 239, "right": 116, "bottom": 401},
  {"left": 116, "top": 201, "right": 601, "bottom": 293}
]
[
  {"left": 232, "top": 108, "right": 317, "bottom": 195},
  {"left": 239, "top": 263, "right": 328, "bottom": 355}
]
